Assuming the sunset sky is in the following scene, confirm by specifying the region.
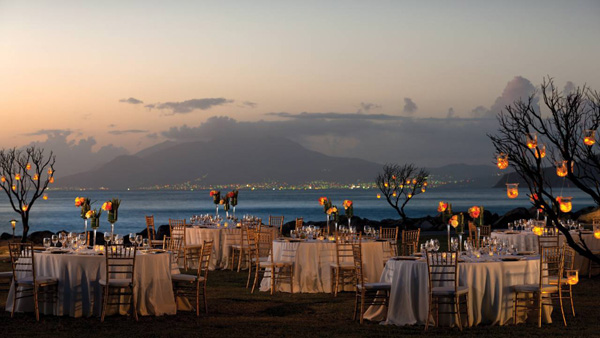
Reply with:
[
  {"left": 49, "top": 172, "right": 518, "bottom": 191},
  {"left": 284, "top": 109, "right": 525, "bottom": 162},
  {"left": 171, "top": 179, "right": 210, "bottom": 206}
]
[{"left": 1, "top": 1, "right": 599, "bottom": 176}]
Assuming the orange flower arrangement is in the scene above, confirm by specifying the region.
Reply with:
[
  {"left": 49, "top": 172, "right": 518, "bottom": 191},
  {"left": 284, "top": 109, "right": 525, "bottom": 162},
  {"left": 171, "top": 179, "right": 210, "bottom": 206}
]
[
  {"left": 437, "top": 201, "right": 448, "bottom": 213},
  {"left": 102, "top": 201, "right": 112, "bottom": 211},
  {"left": 75, "top": 197, "right": 84, "bottom": 207},
  {"left": 449, "top": 215, "right": 459, "bottom": 228},
  {"left": 318, "top": 197, "right": 328, "bottom": 205},
  {"left": 468, "top": 206, "right": 481, "bottom": 219},
  {"left": 343, "top": 200, "right": 354, "bottom": 219}
]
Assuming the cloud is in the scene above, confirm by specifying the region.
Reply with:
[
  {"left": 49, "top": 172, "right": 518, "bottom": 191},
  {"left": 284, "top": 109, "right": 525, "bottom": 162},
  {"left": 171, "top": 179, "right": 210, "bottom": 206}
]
[
  {"left": 119, "top": 97, "right": 144, "bottom": 105},
  {"left": 563, "top": 81, "right": 576, "bottom": 95},
  {"left": 357, "top": 102, "right": 381, "bottom": 114},
  {"left": 25, "top": 129, "right": 72, "bottom": 137},
  {"left": 108, "top": 129, "right": 148, "bottom": 135},
  {"left": 266, "top": 112, "right": 407, "bottom": 121},
  {"left": 26, "top": 132, "right": 128, "bottom": 177},
  {"left": 242, "top": 101, "right": 257, "bottom": 108},
  {"left": 148, "top": 98, "right": 233, "bottom": 114},
  {"left": 403, "top": 98, "right": 418, "bottom": 114},
  {"left": 160, "top": 113, "right": 497, "bottom": 167}
]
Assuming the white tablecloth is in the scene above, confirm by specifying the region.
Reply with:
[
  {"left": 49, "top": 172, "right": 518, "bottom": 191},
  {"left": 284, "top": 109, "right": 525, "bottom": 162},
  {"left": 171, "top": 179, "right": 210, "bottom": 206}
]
[
  {"left": 259, "top": 240, "right": 386, "bottom": 293},
  {"left": 186, "top": 226, "right": 280, "bottom": 270},
  {"left": 365, "top": 256, "right": 550, "bottom": 326},
  {"left": 5, "top": 251, "right": 177, "bottom": 317},
  {"left": 491, "top": 230, "right": 600, "bottom": 274}
]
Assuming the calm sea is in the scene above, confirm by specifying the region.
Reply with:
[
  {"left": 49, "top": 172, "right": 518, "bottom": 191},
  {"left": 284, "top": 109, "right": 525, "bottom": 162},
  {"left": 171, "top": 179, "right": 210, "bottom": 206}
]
[{"left": 0, "top": 188, "right": 594, "bottom": 236}]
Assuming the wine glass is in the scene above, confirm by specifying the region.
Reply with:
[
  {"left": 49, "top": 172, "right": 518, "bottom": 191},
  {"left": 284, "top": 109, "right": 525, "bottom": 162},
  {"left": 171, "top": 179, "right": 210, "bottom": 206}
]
[
  {"left": 135, "top": 235, "right": 143, "bottom": 248},
  {"left": 129, "top": 233, "right": 136, "bottom": 246},
  {"left": 142, "top": 238, "right": 149, "bottom": 249},
  {"left": 43, "top": 238, "right": 51, "bottom": 249},
  {"left": 78, "top": 234, "right": 87, "bottom": 248},
  {"left": 51, "top": 234, "right": 59, "bottom": 247},
  {"left": 433, "top": 239, "right": 440, "bottom": 252},
  {"left": 59, "top": 233, "right": 67, "bottom": 248},
  {"left": 104, "top": 232, "right": 112, "bottom": 246}
]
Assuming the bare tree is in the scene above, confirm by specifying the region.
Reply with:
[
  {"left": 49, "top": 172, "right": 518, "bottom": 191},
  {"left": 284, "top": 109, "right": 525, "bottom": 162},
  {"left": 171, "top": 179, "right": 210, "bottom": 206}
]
[
  {"left": 375, "top": 163, "right": 429, "bottom": 224},
  {"left": 489, "top": 76, "right": 600, "bottom": 264},
  {"left": 0, "top": 147, "right": 56, "bottom": 241}
]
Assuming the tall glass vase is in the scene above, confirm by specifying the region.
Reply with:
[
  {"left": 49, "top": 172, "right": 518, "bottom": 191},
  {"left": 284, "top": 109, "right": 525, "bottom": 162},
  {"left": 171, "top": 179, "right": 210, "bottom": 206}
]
[
  {"left": 232, "top": 206, "right": 236, "bottom": 219},
  {"left": 215, "top": 205, "right": 219, "bottom": 218},
  {"left": 93, "top": 229, "right": 97, "bottom": 247},
  {"left": 326, "top": 214, "right": 330, "bottom": 235},
  {"left": 84, "top": 219, "right": 88, "bottom": 238}
]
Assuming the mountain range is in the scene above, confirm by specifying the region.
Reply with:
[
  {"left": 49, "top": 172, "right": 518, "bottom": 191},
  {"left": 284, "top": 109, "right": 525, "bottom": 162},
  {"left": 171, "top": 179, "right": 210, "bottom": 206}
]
[{"left": 56, "top": 136, "right": 502, "bottom": 189}]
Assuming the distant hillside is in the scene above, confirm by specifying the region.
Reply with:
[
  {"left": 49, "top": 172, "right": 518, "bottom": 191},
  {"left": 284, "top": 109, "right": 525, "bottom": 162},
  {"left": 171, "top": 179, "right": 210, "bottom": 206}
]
[
  {"left": 428, "top": 163, "right": 502, "bottom": 188},
  {"left": 57, "top": 137, "right": 383, "bottom": 189}
]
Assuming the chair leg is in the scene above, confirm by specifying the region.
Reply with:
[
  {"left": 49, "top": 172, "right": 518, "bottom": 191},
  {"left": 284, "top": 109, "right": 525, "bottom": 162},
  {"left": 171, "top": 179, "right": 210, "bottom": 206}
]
[
  {"left": 353, "top": 293, "right": 359, "bottom": 321},
  {"left": 11, "top": 285, "right": 18, "bottom": 318},
  {"left": 101, "top": 285, "right": 108, "bottom": 322},
  {"left": 196, "top": 284, "right": 200, "bottom": 317},
  {"left": 290, "top": 266, "right": 294, "bottom": 294},
  {"left": 537, "top": 293, "right": 543, "bottom": 328},
  {"left": 132, "top": 286, "right": 138, "bottom": 321},
  {"left": 557, "top": 289, "right": 567, "bottom": 326},
  {"left": 569, "top": 286, "right": 576, "bottom": 317},
  {"left": 425, "top": 294, "right": 432, "bottom": 331},
  {"left": 359, "top": 290, "right": 365, "bottom": 324},
  {"left": 270, "top": 267, "right": 275, "bottom": 295},
  {"left": 334, "top": 269, "right": 340, "bottom": 297},
  {"left": 455, "top": 296, "right": 462, "bottom": 331},
  {"left": 203, "top": 282, "right": 208, "bottom": 314},
  {"left": 237, "top": 249, "right": 244, "bottom": 272},
  {"left": 513, "top": 292, "right": 518, "bottom": 325},
  {"left": 33, "top": 285, "right": 40, "bottom": 322},
  {"left": 251, "top": 265, "right": 260, "bottom": 293},
  {"left": 246, "top": 261, "right": 253, "bottom": 289}
]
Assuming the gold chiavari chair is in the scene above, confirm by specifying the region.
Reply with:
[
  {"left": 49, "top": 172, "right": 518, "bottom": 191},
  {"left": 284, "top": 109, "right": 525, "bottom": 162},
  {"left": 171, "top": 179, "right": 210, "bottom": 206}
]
[
  {"left": 269, "top": 215, "right": 285, "bottom": 235},
  {"left": 164, "top": 236, "right": 183, "bottom": 271},
  {"left": 0, "top": 270, "right": 12, "bottom": 296},
  {"left": 512, "top": 245, "right": 566, "bottom": 327},
  {"left": 146, "top": 215, "right": 163, "bottom": 248},
  {"left": 184, "top": 244, "right": 204, "bottom": 272},
  {"left": 230, "top": 224, "right": 250, "bottom": 272},
  {"left": 550, "top": 244, "right": 577, "bottom": 318},
  {"left": 295, "top": 217, "right": 304, "bottom": 232},
  {"left": 100, "top": 244, "right": 138, "bottom": 322},
  {"left": 330, "top": 232, "right": 356, "bottom": 297},
  {"left": 537, "top": 228, "right": 560, "bottom": 248},
  {"left": 352, "top": 236, "right": 391, "bottom": 324},
  {"left": 251, "top": 230, "right": 294, "bottom": 294},
  {"left": 8, "top": 243, "right": 58, "bottom": 321},
  {"left": 401, "top": 229, "right": 421, "bottom": 256},
  {"left": 246, "top": 227, "right": 258, "bottom": 288},
  {"left": 480, "top": 225, "right": 491, "bottom": 238},
  {"left": 172, "top": 240, "right": 213, "bottom": 316},
  {"left": 380, "top": 226, "right": 399, "bottom": 258},
  {"left": 425, "top": 251, "right": 469, "bottom": 331},
  {"left": 468, "top": 222, "right": 479, "bottom": 249},
  {"left": 170, "top": 220, "right": 187, "bottom": 268}
]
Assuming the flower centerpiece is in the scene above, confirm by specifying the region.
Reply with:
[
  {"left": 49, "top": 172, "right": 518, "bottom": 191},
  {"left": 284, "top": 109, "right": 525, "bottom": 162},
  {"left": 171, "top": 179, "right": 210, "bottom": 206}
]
[
  {"left": 437, "top": 201, "right": 452, "bottom": 223},
  {"left": 210, "top": 190, "right": 221, "bottom": 217},
  {"left": 221, "top": 195, "right": 231, "bottom": 218},
  {"left": 228, "top": 190, "right": 238, "bottom": 219},
  {"left": 86, "top": 208, "right": 102, "bottom": 246},
  {"left": 102, "top": 198, "right": 120, "bottom": 237},
  {"left": 326, "top": 206, "right": 339, "bottom": 232},
  {"left": 468, "top": 205, "right": 484, "bottom": 227},
  {"left": 76, "top": 197, "right": 91, "bottom": 235},
  {"left": 343, "top": 200, "right": 353, "bottom": 227},
  {"left": 319, "top": 197, "right": 332, "bottom": 232}
]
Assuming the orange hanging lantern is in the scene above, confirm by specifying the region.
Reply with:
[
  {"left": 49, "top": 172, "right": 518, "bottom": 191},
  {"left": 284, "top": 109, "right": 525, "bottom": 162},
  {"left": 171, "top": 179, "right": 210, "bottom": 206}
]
[
  {"left": 421, "top": 187, "right": 426, "bottom": 193},
  {"left": 566, "top": 270, "right": 579, "bottom": 285},
  {"left": 15, "top": 174, "right": 21, "bottom": 181},
  {"left": 423, "top": 181, "right": 428, "bottom": 187},
  {"left": 405, "top": 179, "right": 411, "bottom": 185},
  {"left": 21, "top": 204, "right": 28, "bottom": 212},
  {"left": 26, "top": 163, "right": 31, "bottom": 170},
  {"left": 526, "top": 133, "right": 537, "bottom": 149},
  {"left": 594, "top": 223, "right": 600, "bottom": 239},
  {"left": 556, "top": 161, "right": 568, "bottom": 177},
  {"left": 506, "top": 183, "right": 519, "bottom": 199},
  {"left": 384, "top": 182, "right": 389, "bottom": 188},
  {"left": 534, "top": 145, "right": 546, "bottom": 159},
  {"left": 47, "top": 168, "right": 53, "bottom": 175},
  {"left": 412, "top": 178, "right": 417, "bottom": 185},
  {"left": 11, "top": 185, "right": 16, "bottom": 191},
  {"left": 43, "top": 194, "right": 48, "bottom": 200},
  {"left": 584, "top": 130, "right": 596, "bottom": 146},
  {"left": 33, "top": 174, "right": 39, "bottom": 180},
  {"left": 392, "top": 191, "right": 397, "bottom": 197},
  {"left": 49, "top": 177, "right": 55, "bottom": 183},
  {"left": 533, "top": 225, "right": 544, "bottom": 236},
  {"left": 496, "top": 153, "right": 509, "bottom": 170},
  {"left": 376, "top": 193, "right": 381, "bottom": 199},
  {"left": 1, "top": 176, "right": 5, "bottom": 183},
  {"left": 407, "top": 193, "right": 413, "bottom": 199},
  {"left": 556, "top": 196, "right": 572, "bottom": 213}
]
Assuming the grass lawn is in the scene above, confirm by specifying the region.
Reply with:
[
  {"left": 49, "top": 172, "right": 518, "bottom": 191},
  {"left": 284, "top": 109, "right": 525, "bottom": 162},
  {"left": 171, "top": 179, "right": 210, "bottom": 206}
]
[{"left": 1, "top": 246, "right": 600, "bottom": 337}]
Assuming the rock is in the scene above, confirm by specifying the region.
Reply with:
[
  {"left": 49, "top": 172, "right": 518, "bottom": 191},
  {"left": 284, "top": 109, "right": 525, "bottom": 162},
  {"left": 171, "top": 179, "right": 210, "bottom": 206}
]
[
  {"left": 1, "top": 232, "right": 15, "bottom": 240},
  {"left": 576, "top": 207, "right": 600, "bottom": 223},
  {"left": 28, "top": 230, "right": 55, "bottom": 244},
  {"left": 156, "top": 225, "right": 170, "bottom": 240},
  {"left": 416, "top": 219, "right": 436, "bottom": 231}
]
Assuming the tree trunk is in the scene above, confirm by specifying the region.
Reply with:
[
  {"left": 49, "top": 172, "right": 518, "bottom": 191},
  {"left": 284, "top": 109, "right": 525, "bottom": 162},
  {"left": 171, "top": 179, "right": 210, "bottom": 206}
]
[{"left": 21, "top": 213, "right": 29, "bottom": 243}]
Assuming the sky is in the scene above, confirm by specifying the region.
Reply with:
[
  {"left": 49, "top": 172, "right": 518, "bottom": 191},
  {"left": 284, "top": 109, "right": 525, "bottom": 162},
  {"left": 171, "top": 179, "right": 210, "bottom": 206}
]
[{"left": 1, "top": 1, "right": 599, "bottom": 176}]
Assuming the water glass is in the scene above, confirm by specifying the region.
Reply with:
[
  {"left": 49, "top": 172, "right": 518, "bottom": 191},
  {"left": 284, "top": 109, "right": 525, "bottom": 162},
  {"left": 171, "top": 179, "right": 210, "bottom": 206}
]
[
  {"left": 142, "top": 238, "right": 149, "bottom": 249},
  {"left": 51, "top": 234, "right": 59, "bottom": 247},
  {"left": 135, "top": 235, "right": 143, "bottom": 247},
  {"left": 129, "top": 233, "right": 136, "bottom": 246},
  {"left": 43, "top": 238, "right": 51, "bottom": 249}
]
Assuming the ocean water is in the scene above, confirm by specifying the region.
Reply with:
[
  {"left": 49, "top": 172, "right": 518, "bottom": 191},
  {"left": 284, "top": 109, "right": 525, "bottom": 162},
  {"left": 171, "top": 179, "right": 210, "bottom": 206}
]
[{"left": 0, "top": 187, "right": 594, "bottom": 236}]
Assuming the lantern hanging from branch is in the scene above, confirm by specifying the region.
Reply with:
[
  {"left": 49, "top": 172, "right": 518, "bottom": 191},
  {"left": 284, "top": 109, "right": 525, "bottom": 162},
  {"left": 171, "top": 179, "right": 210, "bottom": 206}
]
[
  {"left": 534, "top": 144, "right": 546, "bottom": 159},
  {"left": 584, "top": 130, "right": 596, "bottom": 146},
  {"left": 496, "top": 153, "right": 509, "bottom": 169},
  {"left": 556, "top": 196, "right": 573, "bottom": 213},
  {"left": 556, "top": 161, "right": 568, "bottom": 177},
  {"left": 566, "top": 270, "right": 579, "bottom": 285},
  {"left": 376, "top": 193, "right": 381, "bottom": 199},
  {"left": 506, "top": 183, "right": 519, "bottom": 199},
  {"left": 594, "top": 223, "right": 600, "bottom": 239},
  {"left": 526, "top": 133, "right": 537, "bottom": 149}
]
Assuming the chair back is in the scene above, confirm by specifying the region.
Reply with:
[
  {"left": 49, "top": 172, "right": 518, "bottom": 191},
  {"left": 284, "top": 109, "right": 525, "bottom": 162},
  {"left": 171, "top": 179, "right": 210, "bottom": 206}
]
[
  {"left": 146, "top": 216, "right": 156, "bottom": 241},
  {"left": 537, "top": 228, "right": 559, "bottom": 249},
  {"left": 468, "top": 222, "right": 479, "bottom": 248},
  {"left": 164, "top": 236, "right": 183, "bottom": 266},
  {"left": 480, "top": 225, "right": 491, "bottom": 238},
  {"left": 562, "top": 243, "right": 576, "bottom": 270},
  {"left": 401, "top": 229, "right": 420, "bottom": 255},
  {"left": 379, "top": 227, "right": 399, "bottom": 241},
  {"left": 295, "top": 218, "right": 304, "bottom": 232},
  {"left": 197, "top": 240, "right": 214, "bottom": 280},
  {"left": 8, "top": 243, "right": 35, "bottom": 284},
  {"left": 104, "top": 244, "right": 136, "bottom": 283},
  {"left": 269, "top": 215, "right": 284, "bottom": 234},
  {"left": 352, "top": 236, "right": 365, "bottom": 287},
  {"left": 246, "top": 227, "right": 258, "bottom": 260},
  {"left": 426, "top": 251, "right": 459, "bottom": 292},
  {"left": 169, "top": 218, "right": 186, "bottom": 234},
  {"left": 539, "top": 245, "right": 563, "bottom": 288},
  {"left": 170, "top": 221, "right": 186, "bottom": 246},
  {"left": 335, "top": 231, "right": 355, "bottom": 267},
  {"left": 256, "top": 230, "right": 274, "bottom": 263}
]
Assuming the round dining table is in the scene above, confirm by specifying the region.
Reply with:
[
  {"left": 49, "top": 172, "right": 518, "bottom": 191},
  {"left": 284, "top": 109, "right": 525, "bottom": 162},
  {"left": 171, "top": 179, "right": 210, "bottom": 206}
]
[
  {"left": 491, "top": 230, "right": 600, "bottom": 274},
  {"left": 259, "top": 239, "right": 388, "bottom": 293},
  {"left": 364, "top": 255, "right": 551, "bottom": 326},
  {"left": 5, "top": 249, "right": 177, "bottom": 318}
]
